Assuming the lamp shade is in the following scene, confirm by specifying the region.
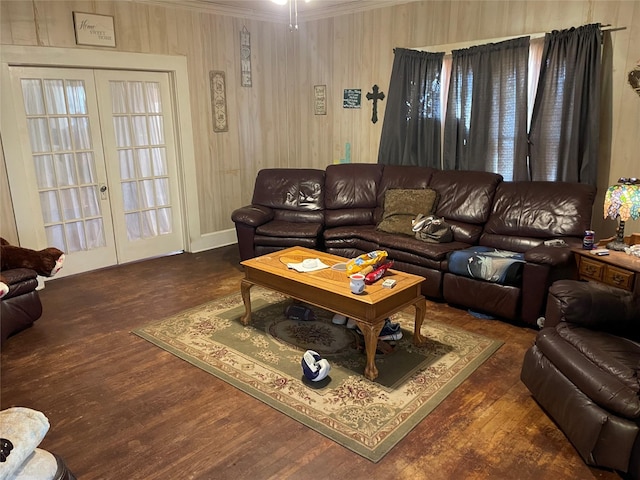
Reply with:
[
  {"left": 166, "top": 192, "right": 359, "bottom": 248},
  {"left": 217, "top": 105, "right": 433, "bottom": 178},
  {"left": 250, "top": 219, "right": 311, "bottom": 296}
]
[{"left": 603, "top": 183, "right": 640, "bottom": 221}]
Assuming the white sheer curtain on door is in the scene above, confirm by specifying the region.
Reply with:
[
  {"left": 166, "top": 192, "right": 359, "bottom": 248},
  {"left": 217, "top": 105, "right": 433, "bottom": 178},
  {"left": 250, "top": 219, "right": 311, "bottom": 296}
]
[
  {"left": 21, "top": 78, "right": 106, "bottom": 253},
  {"left": 110, "top": 80, "right": 172, "bottom": 241}
]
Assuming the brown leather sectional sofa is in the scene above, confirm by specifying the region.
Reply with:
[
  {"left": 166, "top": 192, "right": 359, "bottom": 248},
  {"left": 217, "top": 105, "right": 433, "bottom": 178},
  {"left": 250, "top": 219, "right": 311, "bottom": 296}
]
[{"left": 231, "top": 163, "right": 596, "bottom": 326}]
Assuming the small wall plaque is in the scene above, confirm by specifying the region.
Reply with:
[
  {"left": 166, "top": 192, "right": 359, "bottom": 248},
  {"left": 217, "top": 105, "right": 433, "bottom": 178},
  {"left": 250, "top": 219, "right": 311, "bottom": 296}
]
[
  {"left": 210, "top": 71, "right": 229, "bottom": 133},
  {"left": 240, "top": 26, "right": 252, "bottom": 87},
  {"left": 73, "top": 12, "right": 116, "bottom": 47},
  {"left": 343, "top": 89, "right": 361, "bottom": 109},
  {"left": 314, "top": 85, "right": 327, "bottom": 115}
]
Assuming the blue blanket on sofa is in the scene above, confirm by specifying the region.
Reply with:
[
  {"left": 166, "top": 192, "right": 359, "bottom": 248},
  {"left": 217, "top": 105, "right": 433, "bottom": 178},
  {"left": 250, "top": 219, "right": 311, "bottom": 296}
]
[{"left": 448, "top": 246, "right": 525, "bottom": 286}]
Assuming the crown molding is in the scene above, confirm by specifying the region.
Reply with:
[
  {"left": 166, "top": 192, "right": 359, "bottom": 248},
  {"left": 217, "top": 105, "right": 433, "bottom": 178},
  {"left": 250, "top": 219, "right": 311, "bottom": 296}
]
[
  {"left": 132, "top": 0, "right": 418, "bottom": 23},
  {"left": 133, "top": 0, "right": 285, "bottom": 22},
  {"left": 301, "top": 1, "right": 415, "bottom": 22}
]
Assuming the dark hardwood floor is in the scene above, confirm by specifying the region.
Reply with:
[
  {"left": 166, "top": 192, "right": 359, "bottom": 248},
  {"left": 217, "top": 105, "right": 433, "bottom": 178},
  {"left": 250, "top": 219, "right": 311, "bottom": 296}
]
[{"left": 0, "top": 245, "right": 623, "bottom": 479}]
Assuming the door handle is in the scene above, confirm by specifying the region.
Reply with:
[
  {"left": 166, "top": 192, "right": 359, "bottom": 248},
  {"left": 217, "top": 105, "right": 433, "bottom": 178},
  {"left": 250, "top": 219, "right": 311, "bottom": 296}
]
[{"left": 99, "top": 184, "right": 108, "bottom": 200}]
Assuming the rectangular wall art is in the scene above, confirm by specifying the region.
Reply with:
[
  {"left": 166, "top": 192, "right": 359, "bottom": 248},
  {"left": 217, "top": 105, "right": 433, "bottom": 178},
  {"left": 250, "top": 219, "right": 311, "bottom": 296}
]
[
  {"left": 314, "top": 85, "right": 327, "bottom": 115},
  {"left": 343, "top": 89, "right": 361, "bottom": 108},
  {"left": 240, "top": 26, "right": 252, "bottom": 87},
  {"left": 73, "top": 12, "right": 116, "bottom": 47},
  {"left": 210, "top": 71, "right": 229, "bottom": 133}
]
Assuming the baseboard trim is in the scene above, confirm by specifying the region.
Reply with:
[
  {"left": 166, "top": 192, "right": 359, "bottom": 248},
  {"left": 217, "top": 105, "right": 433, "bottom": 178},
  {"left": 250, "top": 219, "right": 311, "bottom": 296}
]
[{"left": 189, "top": 229, "right": 238, "bottom": 253}]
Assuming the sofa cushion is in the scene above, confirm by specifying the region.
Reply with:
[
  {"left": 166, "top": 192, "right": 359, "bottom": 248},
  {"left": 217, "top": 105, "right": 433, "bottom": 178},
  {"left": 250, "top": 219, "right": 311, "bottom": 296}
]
[
  {"left": 444, "top": 220, "right": 485, "bottom": 245},
  {"left": 429, "top": 170, "right": 502, "bottom": 224},
  {"left": 483, "top": 181, "right": 596, "bottom": 239},
  {"left": 479, "top": 233, "right": 545, "bottom": 252},
  {"left": 251, "top": 168, "right": 325, "bottom": 211},
  {"left": 273, "top": 209, "right": 324, "bottom": 224},
  {"left": 325, "top": 164, "right": 383, "bottom": 210},
  {"left": 324, "top": 208, "right": 375, "bottom": 228},
  {"left": 428, "top": 170, "right": 502, "bottom": 244},
  {"left": 254, "top": 236, "right": 320, "bottom": 248},
  {"left": 255, "top": 220, "right": 322, "bottom": 238},
  {"left": 376, "top": 188, "right": 438, "bottom": 235},
  {"left": 324, "top": 225, "right": 469, "bottom": 263},
  {"left": 480, "top": 182, "right": 596, "bottom": 251},
  {"left": 323, "top": 226, "right": 380, "bottom": 257},
  {"left": 373, "top": 230, "right": 465, "bottom": 263},
  {"left": 324, "top": 164, "right": 383, "bottom": 227}
]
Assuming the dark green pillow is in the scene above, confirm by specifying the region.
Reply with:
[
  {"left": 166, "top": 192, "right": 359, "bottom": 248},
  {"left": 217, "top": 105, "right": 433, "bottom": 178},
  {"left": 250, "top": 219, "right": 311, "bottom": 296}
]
[{"left": 376, "top": 188, "right": 439, "bottom": 235}]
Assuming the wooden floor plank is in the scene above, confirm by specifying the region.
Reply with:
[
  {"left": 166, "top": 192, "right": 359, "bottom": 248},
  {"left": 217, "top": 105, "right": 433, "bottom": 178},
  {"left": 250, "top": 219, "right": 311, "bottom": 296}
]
[{"left": 0, "top": 246, "right": 623, "bottom": 479}]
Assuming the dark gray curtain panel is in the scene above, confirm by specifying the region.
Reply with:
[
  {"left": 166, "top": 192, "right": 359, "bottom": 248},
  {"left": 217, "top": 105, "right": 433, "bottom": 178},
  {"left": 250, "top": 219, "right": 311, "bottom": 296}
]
[
  {"left": 528, "top": 24, "right": 601, "bottom": 185},
  {"left": 443, "top": 37, "right": 530, "bottom": 180},
  {"left": 377, "top": 48, "right": 444, "bottom": 167}
]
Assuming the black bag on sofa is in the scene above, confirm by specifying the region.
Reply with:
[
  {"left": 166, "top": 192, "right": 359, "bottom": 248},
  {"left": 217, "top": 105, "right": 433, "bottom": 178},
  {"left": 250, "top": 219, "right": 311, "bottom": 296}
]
[{"left": 411, "top": 214, "right": 453, "bottom": 243}]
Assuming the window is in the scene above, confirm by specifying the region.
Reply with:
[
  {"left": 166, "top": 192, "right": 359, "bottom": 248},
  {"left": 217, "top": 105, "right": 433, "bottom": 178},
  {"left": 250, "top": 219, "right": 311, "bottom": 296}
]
[{"left": 382, "top": 25, "right": 601, "bottom": 186}]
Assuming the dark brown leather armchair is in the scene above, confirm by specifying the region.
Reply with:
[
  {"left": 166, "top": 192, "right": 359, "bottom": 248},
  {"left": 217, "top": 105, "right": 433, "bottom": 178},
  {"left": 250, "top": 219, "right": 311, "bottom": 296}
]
[
  {"left": 521, "top": 280, "right": 640, "bottom": 478},
  {"left": 1, "top": 268, "right": 43, "bottom": 344}
]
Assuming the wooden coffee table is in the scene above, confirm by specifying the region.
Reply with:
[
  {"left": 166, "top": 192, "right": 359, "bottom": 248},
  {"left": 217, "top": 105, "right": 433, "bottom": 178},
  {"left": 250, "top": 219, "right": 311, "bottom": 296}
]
[{"left": 240, "top": 247, "right": 427, "bottom": 381}]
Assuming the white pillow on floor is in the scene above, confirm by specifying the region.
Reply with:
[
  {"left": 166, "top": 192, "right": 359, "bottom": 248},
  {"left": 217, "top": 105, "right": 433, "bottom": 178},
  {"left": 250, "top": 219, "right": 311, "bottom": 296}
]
[{"left": 0, "top": 408, "right": 50, "bottom": 480}]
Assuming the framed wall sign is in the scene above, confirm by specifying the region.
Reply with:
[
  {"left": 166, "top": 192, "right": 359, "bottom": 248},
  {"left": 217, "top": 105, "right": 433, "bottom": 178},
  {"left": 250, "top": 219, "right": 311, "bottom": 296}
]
[
  {"left": 210, "top": 71, "right": 229, "bottom": 133},
  {"left": 314, "top": 85, "right": 327, "bottom": 115},
  {"left": 73, "top": 12, "right": 116, "bottom": 47},
  {"left": 343, "top": 89, "right": 361, "bottom": 108},
  {"left": 240, "top": 26, "right": 252, "bottom": 87}
]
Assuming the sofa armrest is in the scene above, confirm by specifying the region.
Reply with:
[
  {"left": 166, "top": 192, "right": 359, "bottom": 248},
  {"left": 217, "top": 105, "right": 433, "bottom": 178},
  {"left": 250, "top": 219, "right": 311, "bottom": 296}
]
[
  {"left": 231, "top": 205, "right": 274, "bottom": 227},
  {"left": 1, "top": 268, "right": 39, "bottom": 300},
  {"left": 545, "top": 280, "right": 640, "bottom": 337},
  {"left": 524, "top": 245, "right": 573, "bottom": 267}
]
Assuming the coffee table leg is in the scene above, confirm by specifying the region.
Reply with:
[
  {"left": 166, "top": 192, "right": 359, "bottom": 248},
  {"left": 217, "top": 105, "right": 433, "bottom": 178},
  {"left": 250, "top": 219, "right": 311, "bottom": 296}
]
[
  {"left": 355, "top": 320, "right": 385, "bottom": 381},
  {"left": 240, "top": 279, "right": 253, "bottom": 325},
  {"left": 413, "top": 296, "right": 427, "bottom": 346}
]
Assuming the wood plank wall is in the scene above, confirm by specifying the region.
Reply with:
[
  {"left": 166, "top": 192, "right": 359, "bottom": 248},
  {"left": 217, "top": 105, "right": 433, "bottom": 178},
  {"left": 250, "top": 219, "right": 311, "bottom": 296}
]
[{"left": 1, "top": 0, "right": 638, "bottom": 247}]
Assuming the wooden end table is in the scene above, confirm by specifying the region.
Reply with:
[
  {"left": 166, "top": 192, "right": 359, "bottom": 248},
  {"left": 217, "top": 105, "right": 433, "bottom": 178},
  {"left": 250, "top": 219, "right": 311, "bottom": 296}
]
[
  {"left": 240, "top": 247, "right": 427, "bottom": 381},
  {"left": 572, "top": 247, "right": 640, "bottom": 296}
]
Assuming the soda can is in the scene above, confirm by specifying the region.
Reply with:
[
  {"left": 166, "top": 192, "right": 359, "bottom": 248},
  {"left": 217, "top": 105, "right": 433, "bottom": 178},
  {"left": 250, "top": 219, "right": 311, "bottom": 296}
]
[{"left": 582, "top": 230, "right": 595, "bottom": 250}]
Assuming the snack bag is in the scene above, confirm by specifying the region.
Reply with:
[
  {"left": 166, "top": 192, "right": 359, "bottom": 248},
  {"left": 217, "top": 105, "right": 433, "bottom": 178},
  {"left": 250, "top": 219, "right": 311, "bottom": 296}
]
[
  {"left": 346, "top": 250, "right": 388, "bottom": 275},
  {"left": 365, "top": 261, "right": 394, "bottom": 285}
]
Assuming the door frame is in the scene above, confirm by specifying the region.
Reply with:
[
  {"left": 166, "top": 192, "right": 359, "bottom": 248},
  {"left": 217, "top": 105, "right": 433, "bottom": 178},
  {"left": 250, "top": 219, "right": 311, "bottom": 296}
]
[{"left": 0, "top": 45, "right": 201, "bottom": 259}]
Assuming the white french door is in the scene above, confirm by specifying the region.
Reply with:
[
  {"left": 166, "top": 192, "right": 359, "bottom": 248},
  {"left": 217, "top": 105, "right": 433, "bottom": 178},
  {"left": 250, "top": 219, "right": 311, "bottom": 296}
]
[
  {"left": 94, "top": 70, "right": 183, "bottom": 264},
  {"left": 7, "top": 66, "right": 184, "bottom": 276}
]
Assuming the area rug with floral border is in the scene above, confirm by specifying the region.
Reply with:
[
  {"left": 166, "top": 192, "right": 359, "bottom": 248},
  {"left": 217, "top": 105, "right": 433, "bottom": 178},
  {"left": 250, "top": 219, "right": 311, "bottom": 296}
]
[{"left": 132, "top": 287, "right": 502, "bottom": 462}]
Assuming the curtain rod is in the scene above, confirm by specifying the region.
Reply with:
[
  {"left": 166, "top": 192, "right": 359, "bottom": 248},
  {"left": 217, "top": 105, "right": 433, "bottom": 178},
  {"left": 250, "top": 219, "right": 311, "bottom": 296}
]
[{"left": 414, "top": 24, "right": 626, "bottom": 54}]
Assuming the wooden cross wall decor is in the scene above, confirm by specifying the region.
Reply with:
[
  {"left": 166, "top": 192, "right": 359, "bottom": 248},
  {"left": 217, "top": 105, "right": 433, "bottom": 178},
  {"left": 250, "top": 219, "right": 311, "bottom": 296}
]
[{"left": 366, "top": 84, "right": 385, "bottom": 124}]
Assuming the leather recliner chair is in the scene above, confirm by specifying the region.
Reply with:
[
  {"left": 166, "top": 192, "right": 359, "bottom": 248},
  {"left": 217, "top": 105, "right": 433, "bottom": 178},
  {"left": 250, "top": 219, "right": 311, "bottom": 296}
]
[
  {"left": 520, "top": 279, "right": 640, "bottom": 478},
  {"left": 231, "top": 168, "right": 326, "bottom": 260}
]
